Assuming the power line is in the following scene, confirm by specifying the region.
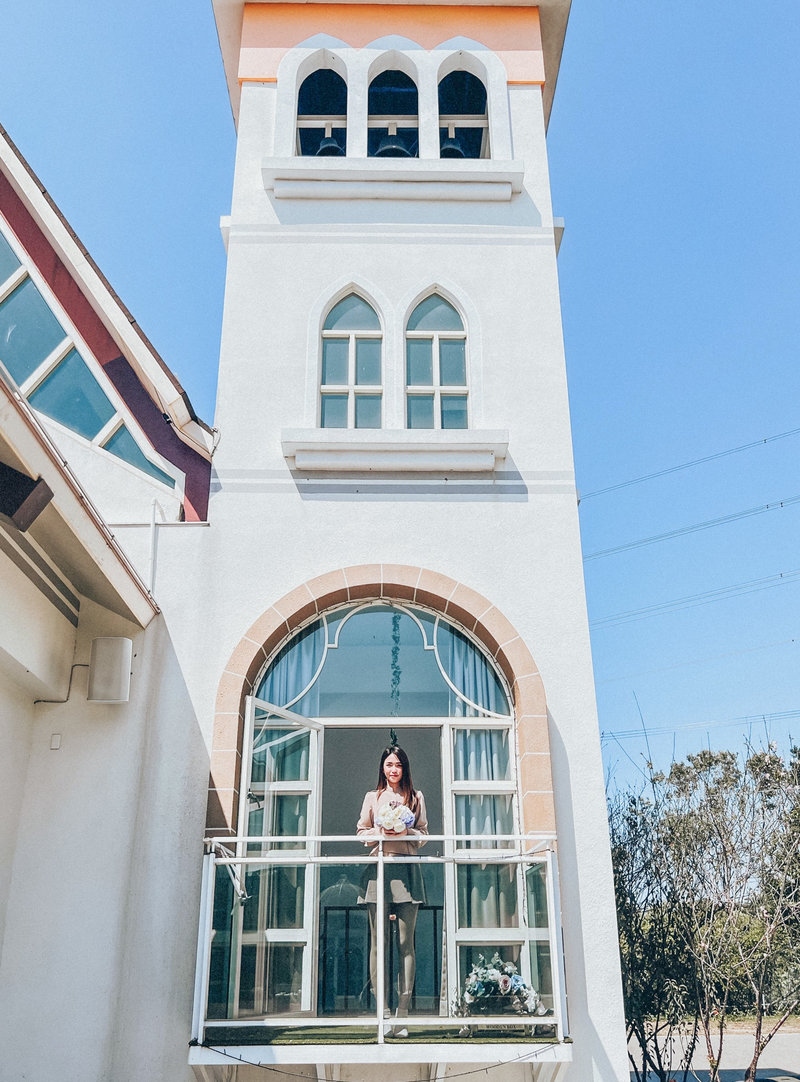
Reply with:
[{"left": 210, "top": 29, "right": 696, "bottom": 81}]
[
  {"left": 601, "top": 709, "right": 800, "bottom": 743},
  {"left": 590, "top": 569, "right": 800, "bottom": 628},
  {"left": 580, "top": 426, "right": 800, "bottom": 501},
  {"left": 595, "top": 637, "right": 798, "bottom": 685},
  {"left": 583, "top": 494, "right": 800, "bottom": 561}
]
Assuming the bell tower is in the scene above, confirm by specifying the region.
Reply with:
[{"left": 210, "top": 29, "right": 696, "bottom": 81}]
[{"left": 199, "top": 2, "right": 630, "bottom": 1079}]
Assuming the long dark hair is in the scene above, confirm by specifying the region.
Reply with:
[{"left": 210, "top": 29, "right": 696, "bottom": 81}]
[{"left": 376, "top": 744, "right": 418, "bottom": 814}]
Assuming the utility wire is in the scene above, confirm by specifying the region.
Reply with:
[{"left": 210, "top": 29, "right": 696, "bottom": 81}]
[
  {"left": 601, "top": 709, "right": 800, "bottom": 743},
  {"left": 595, "top": 637, "right": 797, "bottom": 685},
  {"left": 583, "top": 494, "right": 800, "bottom": 561},
  {"left": 580, "top": 426, "right": 800, "bottom": 501},
  {"left": 590, "top": 569, "right": 800, "bottom": 628}
]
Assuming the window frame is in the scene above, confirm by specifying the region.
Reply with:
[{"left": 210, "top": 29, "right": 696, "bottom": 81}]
[
  {"left": 405, "top": 299, "right": 469, "bottom": 430},
  {"left": 319, "top": 303, "right": 383, "bottom": 430}
]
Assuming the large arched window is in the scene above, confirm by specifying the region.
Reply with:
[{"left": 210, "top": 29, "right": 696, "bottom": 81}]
[
  {"left": 438, "top": 70, "right": 489, "bottom": 159},
  {"left": 297, "top": 68, "right": 347, "bottom": 157},
  {"left": 319, "top": 294, "right": 382, "bottom": 428},
  {"left": 368, "top": 70, "right": 419, "bottom": 158},
  {"left": 405, "top": 295, "right": 468, "bottom": 429},
  {"left": 203, "top": 601, "right": 562, "bottom": 1036}
]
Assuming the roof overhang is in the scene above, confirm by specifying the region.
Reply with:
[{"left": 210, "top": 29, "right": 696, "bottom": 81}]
[
  {"left": 211, "top": 0, "right": 571, "bottom": 126},
  {"left": 0, "top": 125, "right": 214, "bottom": 459},
  {"left": 0, "top": 376, "right": 160, "bottom": 629}
]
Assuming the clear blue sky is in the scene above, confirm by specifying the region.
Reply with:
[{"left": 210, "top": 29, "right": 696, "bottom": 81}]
[{"left": 3, "top": 1, "right": 798, "bottom": 788}]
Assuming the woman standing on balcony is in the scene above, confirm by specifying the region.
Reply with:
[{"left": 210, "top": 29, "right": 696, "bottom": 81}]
[{"left": 357, "top": 740, "right": 428, "bottom": 1036}]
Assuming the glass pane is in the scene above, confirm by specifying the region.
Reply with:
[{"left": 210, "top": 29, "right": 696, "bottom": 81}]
[
  {"left": 208, "top": 866, "right": 235, "bottom": 1018},
  {"left": 439, "top": 339, "right": 466, "bottom": 385},
  {"left": 239, "top": 942, "right": 304, "bottom": 1016},
  {"left": 355, "top": 394, "right": 381, "bottom": 429},
  {"left": 103, "top": 424, "right": 175, "bottom": 487},
  {"left": 318, "top": 864, "right": 371, "bottom": 1015},
  {"left": 243, "top": 865, "right": 306, "bottom": 929},
  {"left": 438, "top": 627, "right": 511, "bottom": 717},
  {"left": 441, "top": 394, "right": 468, "bottom": 430},
  {"left": 298, "top": 127, "right": 347, "bottom": 157},
  {"left": 298, "top": 68, "right": 347, "bottom": 116},
  {"left": 438, "top": 70, "right": 487, "bottom": 117},
  {"left": 455, "top": 793, "right": 514, "bottom": 849},
  {"left": 368, "top": 69, "right": 418, "bottom": 117},
  {"left": 355, "top": 338, "right": 381, "bottom": 384},
  {"left": 320, "top": 393, "right": 348, "bottom": 428},
  {"left": 407, "top": 295, "right": 462, "bottom": 333},
  {"left": 324, "top": 294, "right": 379, "bottom": 331},
  {"left": 452, "top": 729, "right": 511, "bottom": 781},
  {"left": 457, "top": 945, "right": 523, "bottom": 1016},
  {"left": 257, "top": 605, "right": 510, "bottom": 718},
  {"left": 529, "top": 941, "right": 554, "bottom": 1010},
  {"left": 322, "top": 338, "right": 348, "bottom": 384},
  {"left": 28, "top": 348, "right": 115, "bottom": 440},
  {"left": 406, "top": 339, "right": 432, "bottom": 385},
  {"left": 0, "top": 278, "right": 67, "bottom": 384},
  {"left": 251, "top": 727, "right": 310, "bottom": 783},
  {"left": 457, "top": 863, "right": 518, "bottom": 928},
  {"left": 247, "top": 794, "right": 309, "bottom": 854},
  {"left": 406, "top": 394, "right": 434, "bottom": 429},
  {"left": 367, "top": 127, "right": 419, "bottom": 158},
  {"left": 0, "top": 231, "right": 20, "bottom": 283},
  {"left": 526, "top": 864, "right": 549, "bottom": 929}
]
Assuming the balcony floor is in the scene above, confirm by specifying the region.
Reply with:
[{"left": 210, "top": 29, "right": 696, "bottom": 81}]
[{"left": 191, "top": 1026, "right": 572, "bottom": 1067}]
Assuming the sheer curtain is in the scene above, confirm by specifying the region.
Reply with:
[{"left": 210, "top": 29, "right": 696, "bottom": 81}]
[
  {"left": 453, "top": 727, "right": 516, "bottom": 924},
  {"left": 438, "top": 623, "right": 509, "bottom": 716},
  {"left": 256, "top": 619, "right": 325, "bottom": 713}
]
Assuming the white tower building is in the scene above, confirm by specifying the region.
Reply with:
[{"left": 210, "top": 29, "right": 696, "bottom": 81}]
[
  {"left": 188, "top": 1, "right": 629, "bottom": 1079},
  {"left": 0, "top": 3, "right": 629, "bottom": 1080}
]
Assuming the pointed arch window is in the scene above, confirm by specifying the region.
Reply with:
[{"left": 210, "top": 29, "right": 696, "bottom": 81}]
[
  {"left": 438, "top": 71, "right": 489, "bottom": 159},
  {"left": 405, "top": 296, "right": 468, "bottom": 429},
  {"left": 368, "top": 70, "right": 419, "bottom": 158},
  {"left": 297, "top": 68, "right": 347, "bottom": 157},
  {"left": 319, "top": 294, "right": 382, "bottom": 429}
]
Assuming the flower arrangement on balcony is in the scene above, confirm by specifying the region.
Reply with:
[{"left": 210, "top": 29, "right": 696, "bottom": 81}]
[
  {"left": 453, "top": 953, "right": 549, "bottom": 1031},
  {"left": 375, "top": 801, "right": 415, "bottom": 832}
]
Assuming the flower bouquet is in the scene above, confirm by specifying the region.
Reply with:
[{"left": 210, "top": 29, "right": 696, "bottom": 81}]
[
  {"left": 375, "top": 801, "right": 415, "bottom": 833},
  {"left": 452, "top": 953, "right": 548, "bottom": 1034}
]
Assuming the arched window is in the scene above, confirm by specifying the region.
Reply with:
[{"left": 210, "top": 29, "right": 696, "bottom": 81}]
[
  {"left": 203, "top": 602, "right": 562, "bottom": 1032},
  {"left": 438, "top": 71, "right": 489, "bottom": 159},
  {"left": 405, "top": 295, "right": 468, "bottom": 429},
  {"left": 368, "top": 70, "right": 419, "bottom": 158},
  {"left": 297, "top": 68, "right": 347, "bottom": 157},
  {"left": 319, "top": 294, "right": 382, "bottom": 428}
]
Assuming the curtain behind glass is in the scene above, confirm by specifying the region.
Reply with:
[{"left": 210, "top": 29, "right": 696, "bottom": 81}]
[
  {"left": 256, "top": 620, "right": 325, "bottom": 713},
  {"left": 453, "top": 728, "right": 511, "bottom": 781},
  {"left": 438, "top": 623, "right": 509, "bottom": 716}
]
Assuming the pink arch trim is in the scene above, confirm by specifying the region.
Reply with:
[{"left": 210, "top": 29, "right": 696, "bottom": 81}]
[{"left": 207, "top": 565, "right": 555, "bottom": 839}]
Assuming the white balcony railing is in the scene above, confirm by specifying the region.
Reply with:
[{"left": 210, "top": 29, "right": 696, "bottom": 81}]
[{"left": 191, "top": 833, "right": 568, "bottom": 1054}]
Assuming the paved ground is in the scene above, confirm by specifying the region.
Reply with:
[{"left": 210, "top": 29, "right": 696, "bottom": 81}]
[{"left": 629, "top": 1031, "right": 800, "bottom": 1080}]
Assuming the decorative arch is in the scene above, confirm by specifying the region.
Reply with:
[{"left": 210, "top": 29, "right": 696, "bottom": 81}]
[{"left": 208, "top": 566, "right": 554, "bottom": 841}]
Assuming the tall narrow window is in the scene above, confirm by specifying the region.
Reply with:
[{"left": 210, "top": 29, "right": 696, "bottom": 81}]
[
  {"left": 368, "top": 70, "right": 418, "bottom": 158},
  {"left": 320, "top": 295, "right": 382, "bottom": 429},
  {"left": 406, "top": 296, "right": 468, "bottom": 429},
  {"left": 297, "top": 68, "right": 347, "bottom": 157},
  {"left": 438, "top": 71, "right": 489, "bottom": 159}
]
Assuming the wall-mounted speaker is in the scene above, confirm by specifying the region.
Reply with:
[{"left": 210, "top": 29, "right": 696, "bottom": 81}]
[{"left": 87, "top": 637, "right": 133, "bottom": 703}]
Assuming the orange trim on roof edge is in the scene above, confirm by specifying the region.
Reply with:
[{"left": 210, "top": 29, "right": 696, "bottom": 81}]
[{"left": 239, "top": 2, "right": 544, "bottom": 84}]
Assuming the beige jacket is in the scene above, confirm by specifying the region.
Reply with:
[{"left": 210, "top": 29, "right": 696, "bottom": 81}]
[{"left": 356, "top": 789, "right": 429, "bottom": 855}]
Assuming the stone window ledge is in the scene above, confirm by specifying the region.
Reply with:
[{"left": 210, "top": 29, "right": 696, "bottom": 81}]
[
  {"left": 262, "top": 159, "right": 524, "bottom": 202},
  {"left": 281, "top": 428, "right": 509, "bottom": 472}
]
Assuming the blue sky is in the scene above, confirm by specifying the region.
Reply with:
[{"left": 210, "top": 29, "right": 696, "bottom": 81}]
[{"left": 3, "top": 1, "right": 798, "bottom": 788}]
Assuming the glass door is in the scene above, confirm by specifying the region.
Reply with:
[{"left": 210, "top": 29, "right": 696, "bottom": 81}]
[{"left": 231, "top": 697, "right": 322, "bottom": 1016}]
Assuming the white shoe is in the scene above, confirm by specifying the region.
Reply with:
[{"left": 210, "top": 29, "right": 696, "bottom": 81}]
[
  {"left": 393, "top": 1025, "right": 408, "bottom": 1038},
  {"left": 382, "top": 1024, "right": 393, "bottom": 1037}
]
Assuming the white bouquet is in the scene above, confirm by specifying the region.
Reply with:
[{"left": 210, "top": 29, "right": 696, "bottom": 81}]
[{"left": 375, "top": 801, "right": 415, "bottom": 833}]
